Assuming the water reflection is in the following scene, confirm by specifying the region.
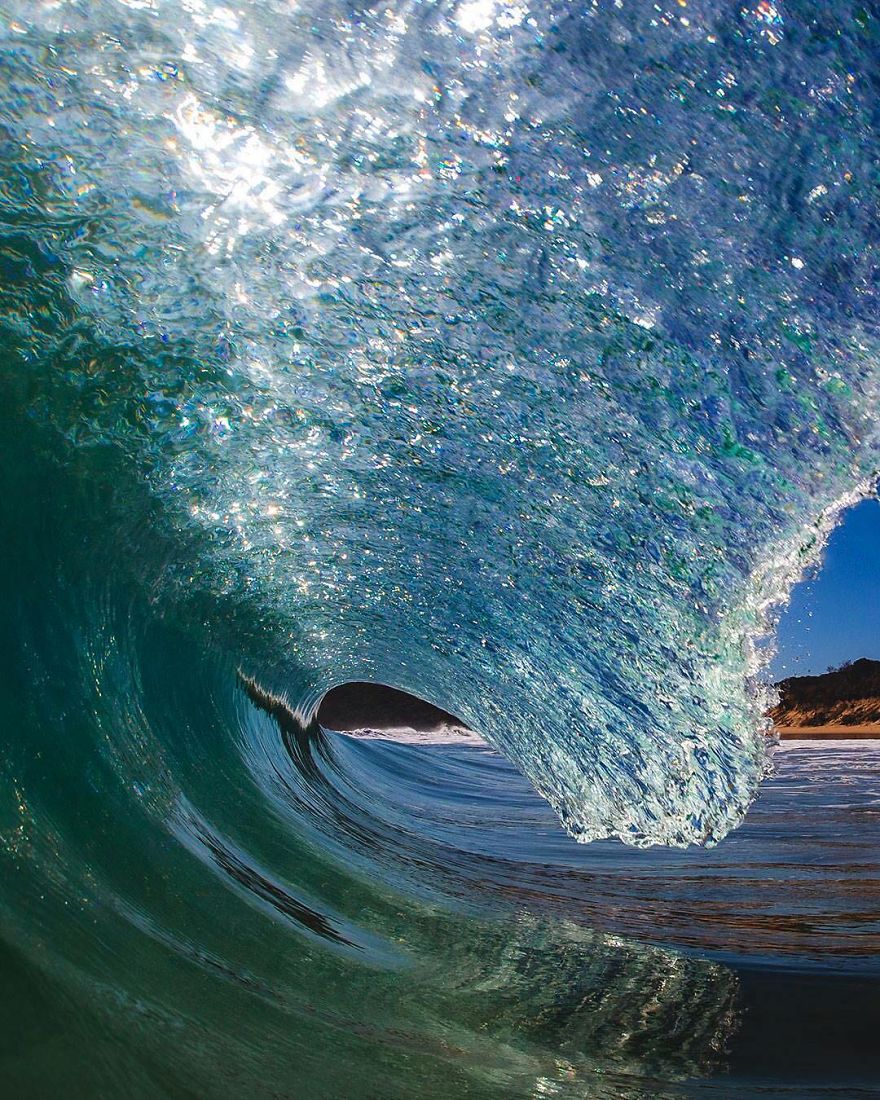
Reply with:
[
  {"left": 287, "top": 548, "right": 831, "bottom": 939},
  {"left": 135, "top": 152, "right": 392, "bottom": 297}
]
[{"left": 321, "top": 731, "right": 880, "bottom": 966}]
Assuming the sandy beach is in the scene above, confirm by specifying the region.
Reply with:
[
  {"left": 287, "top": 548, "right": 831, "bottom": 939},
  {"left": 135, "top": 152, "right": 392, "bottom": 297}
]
[{"left": 775, "top": 725, "right": 880, "bottom": 740}]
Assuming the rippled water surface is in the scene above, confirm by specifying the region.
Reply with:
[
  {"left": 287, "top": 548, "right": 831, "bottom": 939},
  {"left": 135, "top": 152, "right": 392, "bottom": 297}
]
[
  {"left": 2, "top": 0, "right": 880, "bottom": 1095},
  {"left": 332, "top": 735, "right": 880, "bottom": 961}
]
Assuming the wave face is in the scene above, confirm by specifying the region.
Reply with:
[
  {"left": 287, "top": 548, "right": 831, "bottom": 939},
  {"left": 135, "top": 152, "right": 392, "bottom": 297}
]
[
  {"left": 3, "top": 10, "right": 880, "bottom": 1091},
  {"left": 3, "top": 7, "right": 880, "bottom": 1094},
  {"left": 2, "top": 0, "right": 880, "bottom": 846}
]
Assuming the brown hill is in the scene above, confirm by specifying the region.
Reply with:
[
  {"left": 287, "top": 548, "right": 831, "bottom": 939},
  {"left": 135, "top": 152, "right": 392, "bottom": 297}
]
[{"left": 770, "top": 658, "right": 880, "bottom": 728}]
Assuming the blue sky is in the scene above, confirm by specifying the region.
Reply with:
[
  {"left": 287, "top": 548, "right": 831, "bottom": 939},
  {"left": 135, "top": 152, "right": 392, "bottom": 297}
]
[{"left": 770, "top": 497, "right": 880, "bottom": 680}]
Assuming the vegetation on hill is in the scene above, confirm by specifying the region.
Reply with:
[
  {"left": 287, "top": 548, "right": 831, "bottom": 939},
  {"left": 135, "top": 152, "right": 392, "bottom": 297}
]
[{"left": 771, "top": 658, "right": 880, "bottom": 727}]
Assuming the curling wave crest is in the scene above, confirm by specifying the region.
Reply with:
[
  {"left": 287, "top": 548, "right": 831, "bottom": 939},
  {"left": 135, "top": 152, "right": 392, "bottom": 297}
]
[{"left": 2, "top": 0, "right": 880, "bottom": 844}]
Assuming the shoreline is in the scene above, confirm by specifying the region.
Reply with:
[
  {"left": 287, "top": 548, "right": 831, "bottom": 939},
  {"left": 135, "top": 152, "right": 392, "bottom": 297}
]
[{"left": 775, "top": 725, "right": 880, "bottom": 740}]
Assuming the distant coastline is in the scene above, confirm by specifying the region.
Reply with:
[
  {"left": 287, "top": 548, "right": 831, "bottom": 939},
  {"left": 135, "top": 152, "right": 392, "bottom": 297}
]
[{"left": 770, "top": 658, "right": 880, "bottom": 739}]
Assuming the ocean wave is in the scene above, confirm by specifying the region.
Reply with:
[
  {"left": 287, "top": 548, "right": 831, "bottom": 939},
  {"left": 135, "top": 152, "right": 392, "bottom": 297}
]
[{"left": 2, "top": 4, "right": 880, "bottom": 1090}]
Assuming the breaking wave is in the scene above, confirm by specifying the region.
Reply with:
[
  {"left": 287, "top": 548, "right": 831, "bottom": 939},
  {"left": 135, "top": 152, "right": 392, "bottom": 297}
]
[{"left": 3, "top": 2, "right": 880, "bottom": 1095}]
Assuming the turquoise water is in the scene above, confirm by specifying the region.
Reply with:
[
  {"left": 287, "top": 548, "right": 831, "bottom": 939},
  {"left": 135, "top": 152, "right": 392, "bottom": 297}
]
[{"left": 2, "top": 0, "right": 880, "bottom": 1094}]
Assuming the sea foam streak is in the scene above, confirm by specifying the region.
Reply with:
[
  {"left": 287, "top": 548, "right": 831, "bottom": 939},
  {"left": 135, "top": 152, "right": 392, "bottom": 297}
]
[{"left": 2, "top": 0, "right": 879, "bottom": 844}]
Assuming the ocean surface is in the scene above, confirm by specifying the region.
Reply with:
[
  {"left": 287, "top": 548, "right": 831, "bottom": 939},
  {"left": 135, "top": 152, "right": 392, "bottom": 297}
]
[{"left": 2, "top": 0, "right": 880, "bottom": 1095}]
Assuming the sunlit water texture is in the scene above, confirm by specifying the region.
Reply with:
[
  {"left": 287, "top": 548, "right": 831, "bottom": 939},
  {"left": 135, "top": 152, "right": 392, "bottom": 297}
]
[{"left": 2, "top": 0, "right": 880, "bottom": 1096}]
